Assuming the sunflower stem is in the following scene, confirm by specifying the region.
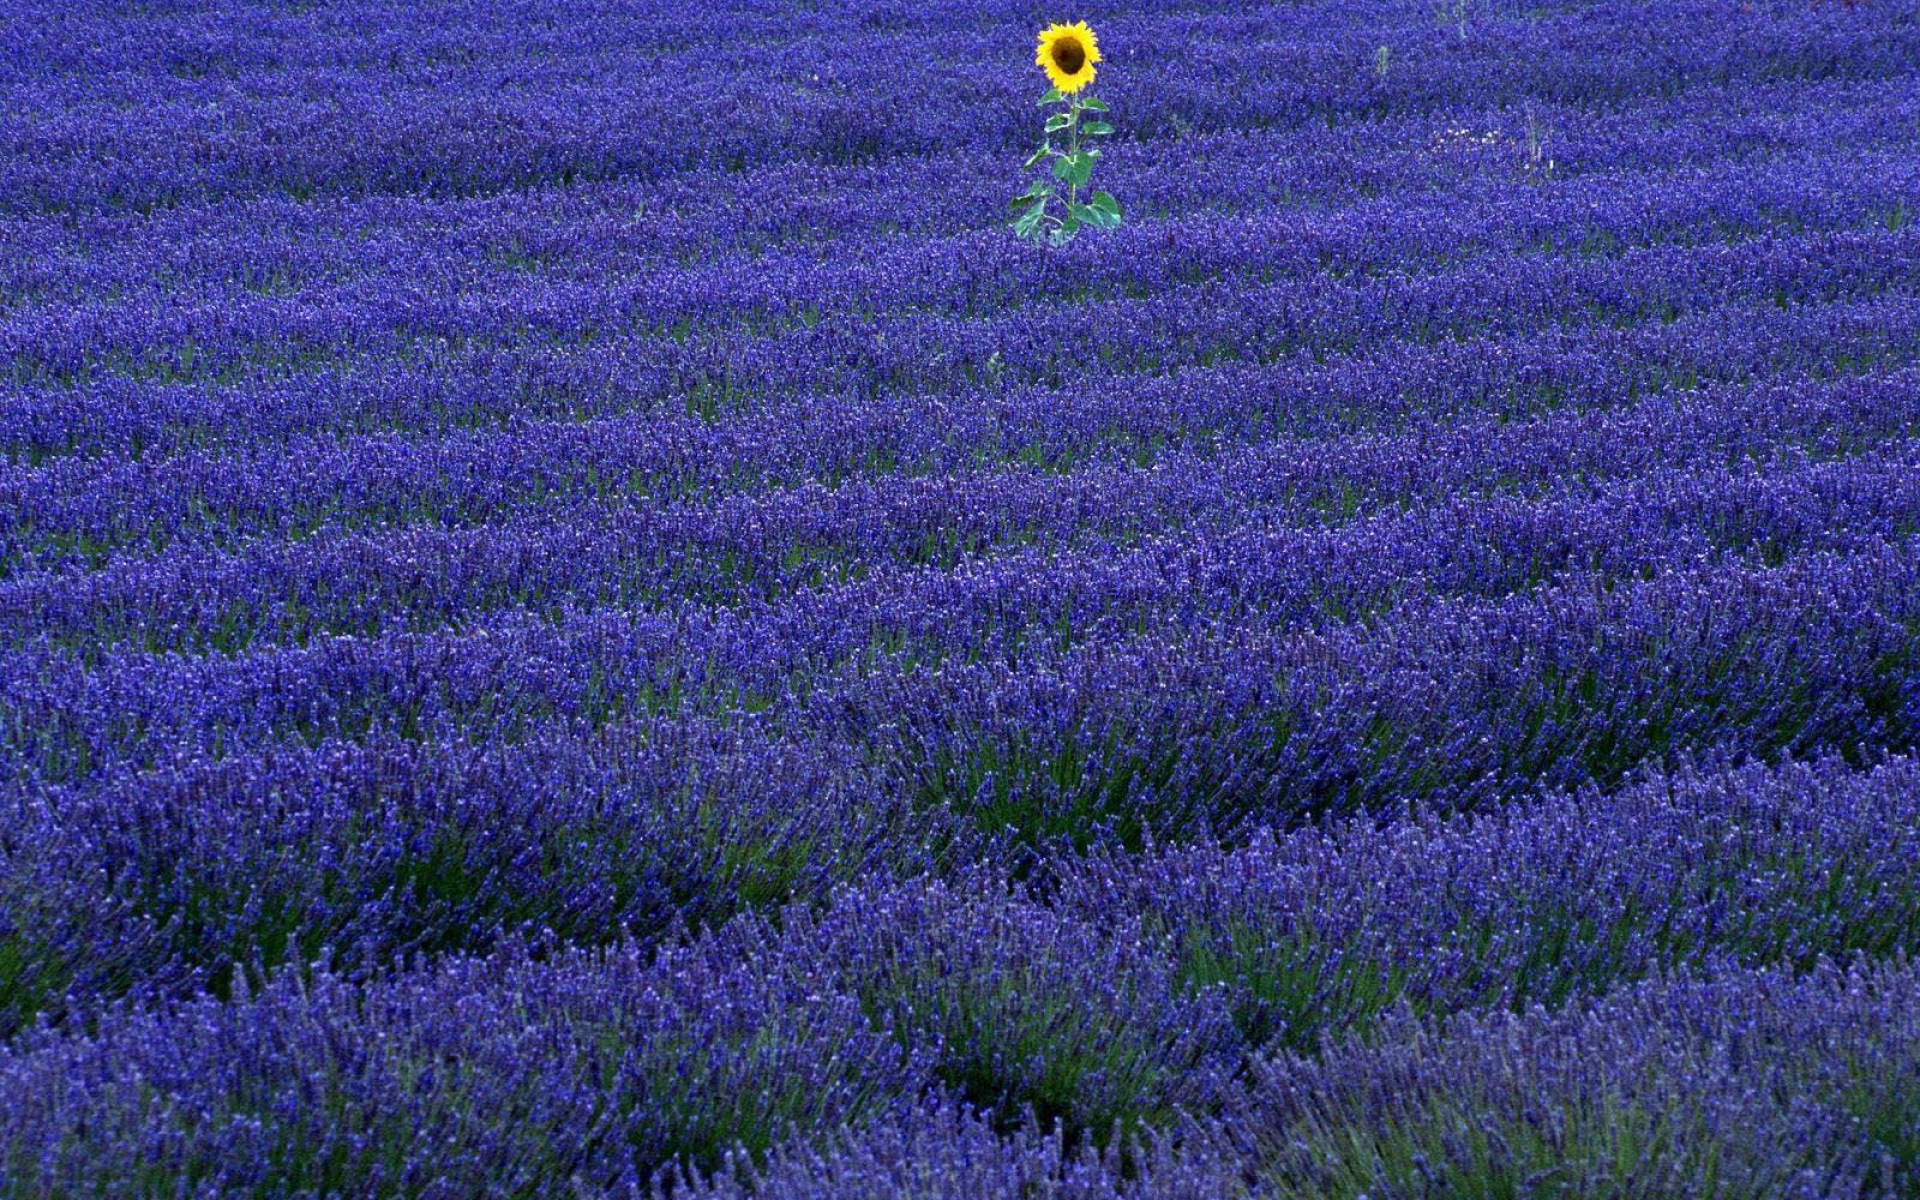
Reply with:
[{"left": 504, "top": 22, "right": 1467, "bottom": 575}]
[{"left": 1067, "top": 96, "right": 1083, "bottom": 212}]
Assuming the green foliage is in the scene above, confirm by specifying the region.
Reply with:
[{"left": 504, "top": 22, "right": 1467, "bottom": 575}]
[{"left": 1011, "top": 89, "right": 1123, "bottom": 245}]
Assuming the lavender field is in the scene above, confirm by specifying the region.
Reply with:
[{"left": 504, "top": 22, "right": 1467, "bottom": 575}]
[{"left": 4, "top": 0, "right": 1920, "bottom": 1194}]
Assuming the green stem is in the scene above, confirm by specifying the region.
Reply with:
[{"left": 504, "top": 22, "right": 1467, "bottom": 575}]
[{"left": 1067, "top": 96, "right": 1083, "bottom": 211}]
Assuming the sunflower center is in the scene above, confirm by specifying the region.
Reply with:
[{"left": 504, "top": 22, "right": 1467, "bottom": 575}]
[{"left": 1051, "top": 37, "right": 1086, "bottom": 75}]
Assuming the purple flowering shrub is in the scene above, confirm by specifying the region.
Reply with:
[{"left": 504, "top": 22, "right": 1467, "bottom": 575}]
[
  {"left": 0, "top": 936, "right": 926, "bottom": 1195},
  {"left": 1237, "top": 957, "right": 1920, "bottom": 1196},
  {"left": 754, "top": 878, "right": 1244, "bottom": 1135},
  {"left": 1059, "top": 756, "right": 1920, "bottom": 1053}
]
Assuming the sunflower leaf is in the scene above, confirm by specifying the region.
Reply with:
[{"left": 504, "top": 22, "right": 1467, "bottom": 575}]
[
  {"left": 1038, "top": 87, "right": 1064, "bottom": 105},
  {"left": 1058, "top": 153, "right": 1094, "bottom": 188},
  {"left": 1071, "top": 201, "right": 1121, "bottom": 230},
  {"left": 1044, "top": 113, "right": 1076, "bottom": 133},
  {"left": 1083, "top": 121, "right": 1114, "bottom": 136},
  {"left": 1024, "top": 145, "right": 1051, "bottom": 168},
  {"left": 1013, "top": 207, "right": 1048, "bottom": 239},
  {"left": 1090, "top": 191, "right": 1122, "bottom": 215},
  {"left": 1079, "top": 96, "right": 1110, "bottom": 112}
]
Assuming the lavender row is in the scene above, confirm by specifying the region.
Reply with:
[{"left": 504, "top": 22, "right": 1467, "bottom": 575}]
[
  {"left": 839, "top": 540, "right": 1920, "bottom": 844},
  {"left": 3, "top": 430, "right": 1912, "bottom": 773},
  {"left": 31, "top": 730, "right": 1914, "bottom": 1057},
  {"left": 0, "top": 717, "right": 957, "bottom": 1038},
  {"left": 8, "top": 147, "right": 1915, "bottom": 418},
  {"left": 9, "top": 520, "right": 1918, "bottom": 861},
  {"left": 692, "top": 955, "right": 1920, "bottom": 1199},
  {"left": 5, "top": 490, "right": 1917, "bottom": 1022},
  {"left": 1057, "top": 754, "right": 1920, "bottom": 1054},
  {"left": 15, "top": 68, "right": 1907, "bottom": 279},
  {"left": 7, "top": 92, "right": 1913, "bottom": 389},
  {"left": 711, "top": 757, "right": 1920, "bottom": 1195},
  {"left": 0, "top": 932, "right": 934, "bottom": 1194},
  {"left": 0, "top": 878, "right": 1239, "bottom": 1191},
  {"left": 11, "top": 360, "right": 1919, "bottom": 656},
  {"left": 7, "top": 82, "right": 1912, "bottom": 480},
  {"left": 677, "top": 1101, "right": 1244, "bottom": 1200},
  {"left": 1232, "top": 955, "right": 1920, "bottom": 1197},
  {"left": 6, "top": 510, "right": 1916, "bottom": 1022},
  {"left": 5, "top": 274, "right": 1913, "bottom": 532},
  {"left": 7, "top": 229, "right": 1917, "bottom": 576},
  {"left": 7, "top": 529, "right": 1915, "bottom": 826},
  {"left": 6, "top": 0, "right": 1911, "bottom": 215},
  {"left": 7, "top": 71, "right": 1912, "bottom": 328},
  {"left": 9, "top": 757, "right": 1920, "bottom": 1190}
]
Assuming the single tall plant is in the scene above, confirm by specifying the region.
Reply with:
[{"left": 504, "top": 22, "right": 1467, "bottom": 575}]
[{"left": 1012, "top": 21, "right": 1122, "bottom": 244}]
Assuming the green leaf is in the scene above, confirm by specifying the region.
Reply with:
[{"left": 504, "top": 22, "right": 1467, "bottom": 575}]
[
  {"left": 1051, "top": 155, "right": 1074, "bottom": 182},
  {"left": 1024, "top": 145, "right": 1051, "bottom": 169},
  {"left": 1079, "top": 96, "right": 1109, "bottom": 112},
  {"left": 1044, "top": 112, "right": 1075, "bottom": 133},
  {"left": 1011, "top": 181, "right": 1052, "bottom": 207},
  {"left": 1073, "top": 201, "right": 1120, "bottom": 230},
  {"left": 1038, "top": 87, "right": 1064, "bottom": 105},
  {"left": 1083, "top": 121, "right": 1114, "bottom": 136},
  {"left": 1013, "top": 206, "right": 1047, "bottom": 239},
  {"left": 1062, "top": 154, "right": 1094, "bottom": 188},
  {"left": 1090, "top": 190, "right": 1121, "bottom": 215}
]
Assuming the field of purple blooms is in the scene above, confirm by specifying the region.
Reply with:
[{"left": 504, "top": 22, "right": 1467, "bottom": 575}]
[{"left": 3, "top": 0, "right": 1920, "bottom": 1194}]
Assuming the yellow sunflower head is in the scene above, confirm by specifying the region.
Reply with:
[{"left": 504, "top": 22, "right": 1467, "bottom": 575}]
[{"left": 1036, "top": 21, "right": 1100, "bottom": 95}]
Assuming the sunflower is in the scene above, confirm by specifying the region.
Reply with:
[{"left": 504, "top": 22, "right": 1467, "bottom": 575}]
[{"left": 1036, "top": 21, "right": 1100, "bottom": 95}]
